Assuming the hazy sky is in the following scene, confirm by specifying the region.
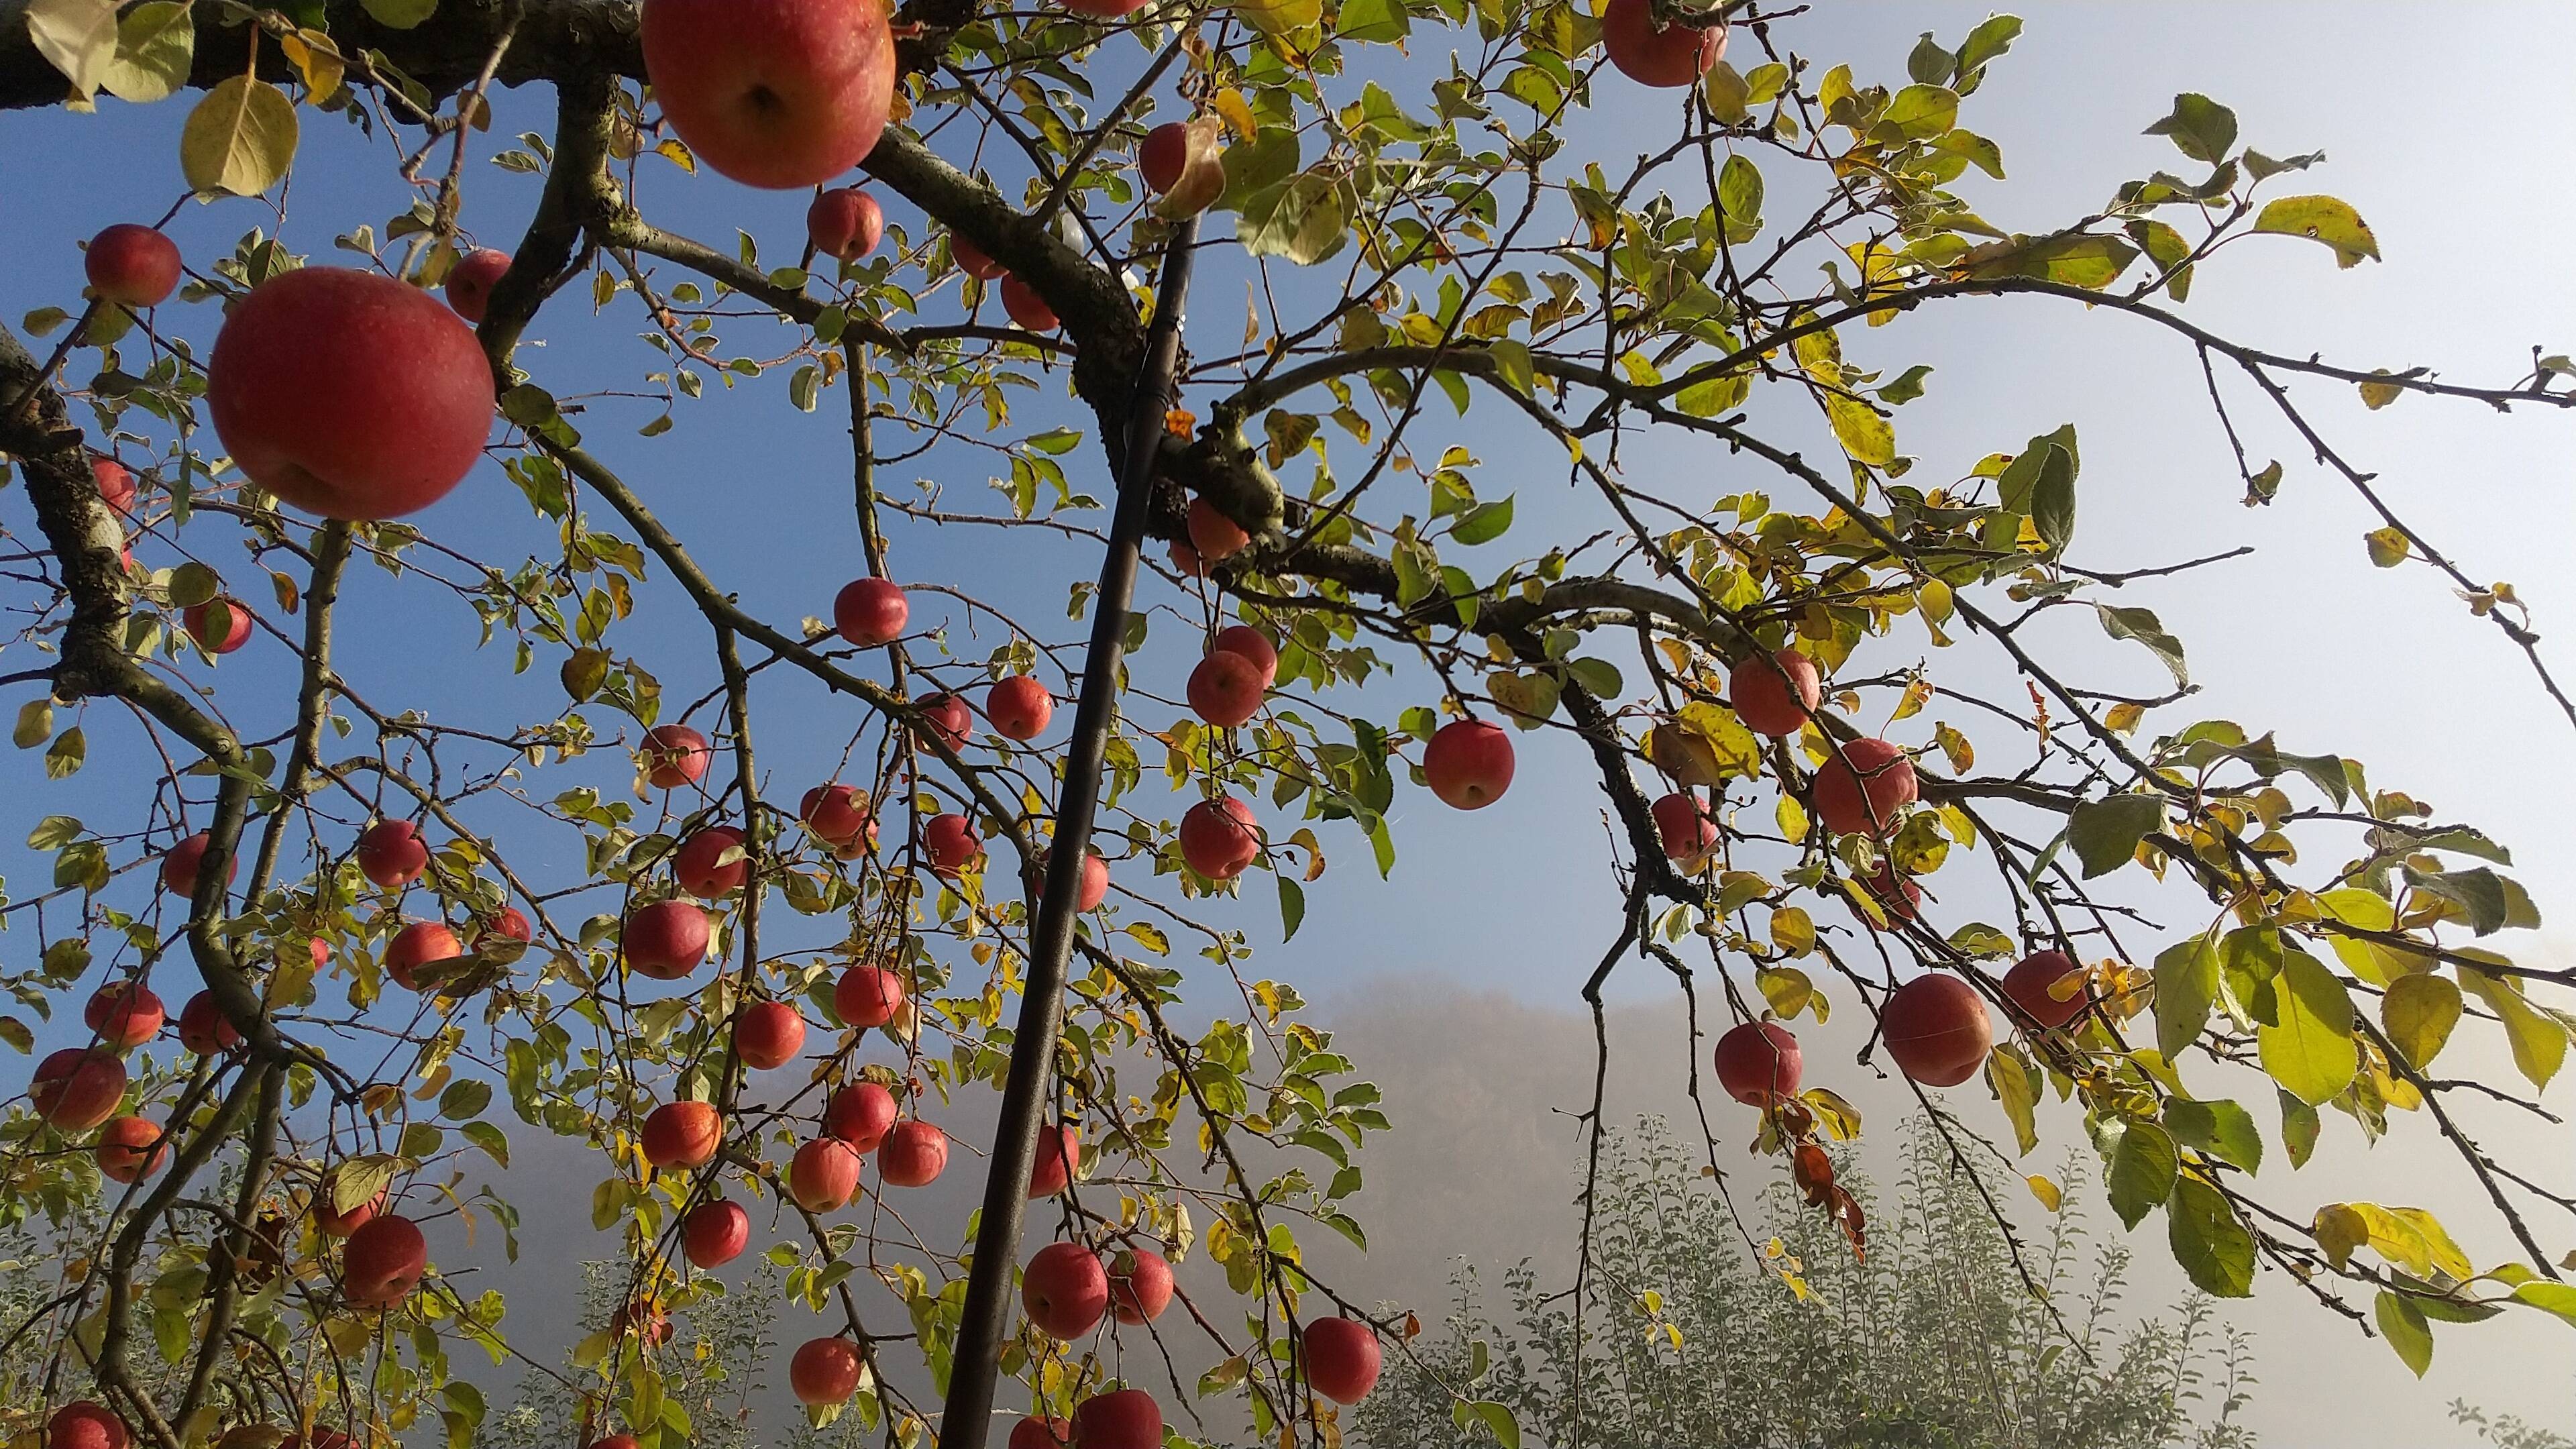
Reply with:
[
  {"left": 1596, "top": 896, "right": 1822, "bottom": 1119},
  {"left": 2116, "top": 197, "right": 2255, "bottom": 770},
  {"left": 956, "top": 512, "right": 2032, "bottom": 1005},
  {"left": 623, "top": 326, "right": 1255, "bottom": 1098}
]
[{"left": 5, "top": 2, "right": 2574, "bottom": 1445}]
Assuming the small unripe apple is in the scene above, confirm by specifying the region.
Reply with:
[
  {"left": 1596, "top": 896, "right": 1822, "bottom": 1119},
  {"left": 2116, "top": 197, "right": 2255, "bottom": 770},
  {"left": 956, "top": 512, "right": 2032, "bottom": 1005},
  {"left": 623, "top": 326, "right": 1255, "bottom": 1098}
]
[
  {"left": 1140, "top": 123, "right": 1189, "bottom": 193},
  {"left": 315, "top": 1177, "right": 384, "bottom": 1237},
  {"left": 1071, "top": 1391, "right": 1159, "bottom": 1449},
  {"left": 789, "top": 1336, "right": 864, "bottom": 1404},
  {"left": 84, "top": 982, "right": 165, "bottom": 1051},
  {"left": 877, "top": 1118, "right": 947, "bottom": 1186},
  {"left": 177, "top": 991, "right": 244, "bottom": 1055},
  {"left": 1001, "top": 276, "right": 1059, "bottom": 332},
  {"left": 207, "top": 267, "right": 495, "bottom": 521},
  {"left": 1187, "top": 650, "right": 1267, "bottom": 728},
  {"left": 160, "top": 831, "right": 235, "bottom": 898},
  {"left": 1652, "top": 791, "right": 1720, "bottom": 867},
  {"left": 1186, "top": 496, "right": 1250, "bottom": 562},
  {"left": 639, "top": 0, "right": 895, "bottom": 189},
  {"left": 48, "top": 1401, "right": 130, "bottom": 1449},
  {"left": 789, "top": 1136, "right": 864, "bottom": 1211},
  {"left": 987, "top": 674, "right": 1054, "bottom": 739},
  {"left": 385, "top": 920, "right": 464, "bottom": 991},
  {"left": 444, "top": 248, "right": 512, "bottom": 323},
  {"left": 923, "top": 812, "right": 981, "bottom": 875},
  {"left": 824, "top": 1080, "right": 898, "bottom": 1149},
  {"left": 1599, "top": 0, "right": 1727, "bottom": 88},
  {"left": 85, "top": 224, "right": 180, "bottom": 308},
  {"left": 914, "top": 693, "right": 972, "bottom": 753},
  {"left": 808, "top": 187, "right": 885, "bottom": 260},
  {"left": 1178, "top": 796, "right": 1261, "bottom": 880},
  {"left": 641, "top": 1100, "right": 723, "bottom": 1169},
  {"left": 1713, "top": 1020, "right": 1801, "bottom": 1106},
  {"left": 182, "top": 597, "right": 253, "bottom": 655},
  {"left": 95, "top": 1115, "right": 168, "bottom": 1183},
  {"left": 1026, "top": 1123, "right": 1081, "bottom": 1199},
  {"left": 1424, "top": 719, "right": 1515, "bottom": 810},
  {"left": 835, "top": 964, "right": 907, "bottom": 1028},
  {"left": 1303, "top": 1317, "right": 1383, "bottom": 1404},
  {"left": 801, "top": 783, "right": 875, "bottom": 849},
  {"left": 674, "top": 824, "right": 748, "bottom": 898},
  {"left": 2003, "top": 949, "right": 2088, "bottom": 1029},
  {"left": 1729, "top": 649, "right": 1821, "bottom": 737},
  {"left": 91, "top": 454, "right": 137, "bottom": 515},
  {"left": 1108, "top": 1247, "right": 1173, "bottom": 1324},
  {"left": 32, "top": 1048, "right": 125, "bottom": 1130},
  {"left": 1022, "top": 1241, "right": 1109, "bottom": 1340},
  {"left": 356, "top": 820, "right": 430, "bottom": 890},
  {"left": 835, "top": 576, "right": 910, "bottom": 646},
  {"left": 1212, "top": 625, "right": 1278, "bottom": 683},
  {"left": 951, "top": 232, "right": 1007, "bottom": 281},
  {"left": 641, "top": 724, "right": 712, "bottom": 790},
  {"left": 1881, "top": 973, "right": 1993, "bottom": 1087},
  {"left": 736, "top": 1000, "right": 807, "bottom": 1069},
  {"left": 1010, "top": 1417, "right": 1072, "bottom": 1449},
  {"left": 623, "top": 899, "right": 711, "bottom": 979},
  {"left": 1811, "top": 737, "right": 1917, "bottom": 837},
  {"left": 683, "top": 1199, "right": 751, "bottom": 1267},
  {"left": 343, "top": 1213, "right": 428, "bottom": 1309}
]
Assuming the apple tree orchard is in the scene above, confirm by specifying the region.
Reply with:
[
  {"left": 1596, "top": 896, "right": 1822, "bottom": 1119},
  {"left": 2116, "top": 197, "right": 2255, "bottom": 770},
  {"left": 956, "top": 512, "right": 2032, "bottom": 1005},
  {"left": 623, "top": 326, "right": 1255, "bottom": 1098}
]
[{"left": 3, "top": 0, "right": 2576, "bottom": 1444}]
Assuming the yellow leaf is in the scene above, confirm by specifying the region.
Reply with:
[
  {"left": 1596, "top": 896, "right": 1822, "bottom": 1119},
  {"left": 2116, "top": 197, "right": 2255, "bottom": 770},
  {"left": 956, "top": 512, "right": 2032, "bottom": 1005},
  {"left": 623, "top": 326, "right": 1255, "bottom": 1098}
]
[
  {"left": 1768, "top": 907, "right": 1815, "bottom": 958},
  {"left": 1756, "top": 965, "right": 1813, "bottom": 1017},
  {"left": 180, "top": 74, "right": 299, "bottom": 197},
  {"left": 1212, "top": 87, "right": 1258, "bottom": 142},
  {"left": 1801, "top": 1086, "right": 1862, "bottom": 1140},
  {"left": 2359, "top": 372, "right": 2404, "bottom": 410},
  {"left": 654, "top": 138, "right": 696, "bottom": 172},
  {"left": 2380, "top": 971, "right": 2461, "bottom": 1070},
  {"left": 2026, "top": 1174, "right": 2062, "bottom": 1212}
]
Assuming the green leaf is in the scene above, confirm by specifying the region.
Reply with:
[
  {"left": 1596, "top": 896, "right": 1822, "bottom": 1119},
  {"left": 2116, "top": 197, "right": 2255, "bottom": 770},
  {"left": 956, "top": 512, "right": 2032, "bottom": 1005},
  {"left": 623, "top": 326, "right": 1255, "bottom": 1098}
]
[
  {"left": 2364, "top": 526, "right": 2410, "bottom": 568},
  {"left": 2459, "top": 967, "right": 2566, "bottom": 1092},
  {"left": 1450, "top": 1400, "right": 1519, "bottom": 1449},
  {"left": 1216, "top": 129, "right": 1300, "bottom": 213},
  {"left": 2094, "top": 604, "right": 2189, "bottom": 689},
  {"left": 334, "top": 1154, "right": 398, "bottom": 1214},
  {"left": 2381, "top": 971, "right": 2461, "bottom": 1070},
  {"left": 2068, "top": 794, "right": 2161, "bottom": 879},
  {"left": 2167, "top": 1175, "right": 2255, "bottom": 1297},
  {"left": 438, "top": 1079, "right": 493, "bottom": 1120},
  {"left": 1953, "top": 15, "right": 2021, "bottom": 88},
  {"left": 2510, "top": 1280, "right": 2576, "bottom": 1328},
  {"left": 1277, "top": 875, "right": 1305, "bottom": 943},
  {"left": 1450, "top": 497, "right": 1513, "bottom": 547},
  {"left": 102, "top": 1, "right": 195, "bottom": 104},
  {"left": 1238, "top": 172, "right": 1349, "bottom": 266},
  {"left": 1485, "top": 339, "right": 1533, "bottom": 398},
  {"left": 361, "top": 0, "right": 439, "bottom": 27},
  {"left": 44, "top": 725, "right": 85, "bottom": 780},
  {"left": 2166, "top": 1097, "right": 2263, "bottom": 1175},
  {"left": 2375, "top": 1291, "right": 2433, "bottom": 1376},
  {"left": 180, "top": 75, "right": 300, "bottom": 197},
  {"left": 2107, "top": 1121, "right": 2179, "bottom": 1229},
  {"left": 1333, "top": 0, "right": 1408, "bottom": 45},
  {"left": 2258, "top": 947, "right": 2360, "bottom": 1106},
  {"left": 1717, "top": 154, "right": 1764, "bottom": 231},
  {"left": 13, "top": 698, "right": 55, "bottom": 749},
  {"left": 2143, "top": 93, "right": 2238, "bottom": 164},
  {"left": 1968, "top": 232, "right": 2137, "bottom": 290},
  {"left": 1878, "top": 84, "right": 1960, "bottom": 141},
  {"left": 2253, "top": 195, "right": 2381, "bottom": 268},
  {"left": 2279, "top": 1088, "right": 2320, "bottom": 1169},
  {"left": 2153, "top": 932, "right": 2220, "bottom": 1059},
  {"left": 2402, "top": 864, "right": 2510, "bottom": 936}
]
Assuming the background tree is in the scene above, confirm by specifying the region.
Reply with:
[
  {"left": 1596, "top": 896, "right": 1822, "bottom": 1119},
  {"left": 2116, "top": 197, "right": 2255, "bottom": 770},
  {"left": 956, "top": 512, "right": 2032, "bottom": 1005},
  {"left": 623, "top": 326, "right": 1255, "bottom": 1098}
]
[{"left": 0, "top": 1, "right": 2571, "bottom": 1448}]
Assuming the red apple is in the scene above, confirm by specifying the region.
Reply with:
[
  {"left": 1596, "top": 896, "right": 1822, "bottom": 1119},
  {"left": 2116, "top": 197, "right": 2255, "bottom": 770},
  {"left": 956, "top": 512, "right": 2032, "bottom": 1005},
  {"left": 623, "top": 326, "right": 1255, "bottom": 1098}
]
[
  {"left": 801, "top": 783, "right": 875, "bottom": 848},
  {"left": 1010, "top": 1417, "right": 1073, "bottom": 1449},
  {"left": 877, "top": 1118, "right": 947, "bottom": 1186},
  {"left": 208, "top": 267, "right": 495, "bottom": 521},
  {"left": 835, "top": 963, "right": 906, "bottom": 1029},
  {"left": 737, "top": 1000, "right": 807, "bottom": 1069},
  {"left": 1881, "top": 973, "right": 1994, "bottom": 1087},
  {"left": 443, "top": 248, "right": 512, "bottom": 323},
  {"left": 589, "top": 1438, "right": 639, "bottom": 1449},
  {"left": 1652, "top": 791, "right": 1720, "bottom": 867},
  {"left": 683, "top": 1199, "right": 751, "bottom": 1267},
  {"left": 1187, "top": 496, "right": 1250, "bottom": 562},
  {"left": 1858, "top": 863, "right": 1921, "bottom": 928},
  {"left": 2003, "top": 949, "right": 2088, "bottom": 1029},
  {"left": 808, "top": 187, "right": 885, "bottom": 260},
  {"left": 1424, "top": 719, "right": 1515, "bottom": 810},
  {"left": 1140, "top": 122, "right": 1189, "bottom": 193},
  {"left": 182, "top": 597, "right": 253, "bottom": 655},
  {"left": 480, "top": 908, "right": 532, "bottom": 951},
  {"left": 987, "top": 675, "right": 1055, "bottom": 740},
  {"left": 1167, "top": 538, "right": 1204, "bottom": 578},
  {"left": 86, "top": 224, "right": 180, "bottom": 308},
  {"left": 624, "top": 899, "right": 710, "bottom": 979},
  {"left": 356, "top": 820, "right": 430, "bottom": 890},
  {"left": 47, "top": 1401, "right": 129, "bottom": 1449},
  {"left": 951, "top": 232, "right": 1007, "bottom": 281},
  {"left": 91, "top": 454, "right": 137, "bottom": 515},
  {"left": 788, "top": 1336, "right": 863, "bottom": 1404},
  {"left": 1022, "top": 1242, "right": 1109, "bottom": 1340},
  {"left": 283, "top": 1430, "right": 358, "bottom": 1449},
  {"left": 1000, "top": 276, "right": 1059, "bottom": 333},
  {"left": 160, "top": 831, "right": 235, "bottom": 898},
  {"left": 1599, "top": 0, "right": 1727, "bottom": 89},
  {"left": 84, "top": 982, "right": 164, "bottom": 1051},
  {"left": 32, "top": 1049, "right": 124, "bottom": 1131},
  {"left": 674, "top": 824, "right": 748, "bottom": 898},
  {"left": 789, "top": 1136, "right": 864, "bottom": 1212},
  {"left": 1187, "top": 650, "right": 1267, "bottom": 729},
  {"left": 824, "top": 1081, "right": 898, "bottom": 1149},
  {"left": 1071, "top": 1391, "right": 1159, "bottom": 1449},
  {"left": 1179, "top": 796, "right": 1260, "bottom": 880},
  {"left": 914, "top": 693, "right": 972, "bottom": 753},
  {"left": 1811, "top": 737, "right": 1917, "bottom": 837},
  {"left": 1026, "top": 1123, "right": 1081, "bottom": 1199},
  {"left": 641, "top": 1100, "right": 722, "bottom": 1169},
  {"left": 834, "top": 576, "right": 910, "bottom": 646},
  {"left": 639, "top": 0, "right": 895, "bottom": 189},
  {"left": 1072, "top": 849, "right": 1110, "bottom": 912},
  {"left": 315, "top": 1177, "right": 384, "bottom": 1238},
  {"left": 1713, "top": 1021, "right": 1801, "bottom": 1106},
  {"left": 177, "top": 990, "right": 244, "bottom": 1055},
  {"left": 384, "top": 920, "right": 464, "bottom": 991},
  {"left": 343, "top": 1213, "right": 427, "bottom": 1309},
  {"left": 923, "top": 812, "right": 981, "bottom": 874},
  {"left": 1304, "top": 1317, "right": 1382, "bottom": 1403},
  {"left": 1108, "top": 1248, "right": 1172, "bottom": 1324},
  {"left": 95, "top": 1115, "right": 168, "bottom": 1183},
  {"left": 1212, "top": 625, "right": 1277, "bottom": 682},
  {"left": 642, "top": 724, "right": 712, "bottom": 790},
  {"left": 1729, "top": 649, "right": 1821, "bottom": 737}
]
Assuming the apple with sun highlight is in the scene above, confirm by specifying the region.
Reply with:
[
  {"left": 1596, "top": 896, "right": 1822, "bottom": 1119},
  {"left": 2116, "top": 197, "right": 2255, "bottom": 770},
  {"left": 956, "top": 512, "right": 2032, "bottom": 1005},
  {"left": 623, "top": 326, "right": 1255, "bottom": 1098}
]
[{"left": 639, "top": 0, "right": 895, "bottom": 189}]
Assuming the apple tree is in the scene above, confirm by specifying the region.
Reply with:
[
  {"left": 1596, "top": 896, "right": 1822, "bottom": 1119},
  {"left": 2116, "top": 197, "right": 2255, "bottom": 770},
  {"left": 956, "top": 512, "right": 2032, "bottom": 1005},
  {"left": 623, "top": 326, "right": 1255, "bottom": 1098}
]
[{"left": 1, "top": 1, "right": 2573, "bottom": 1448}]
